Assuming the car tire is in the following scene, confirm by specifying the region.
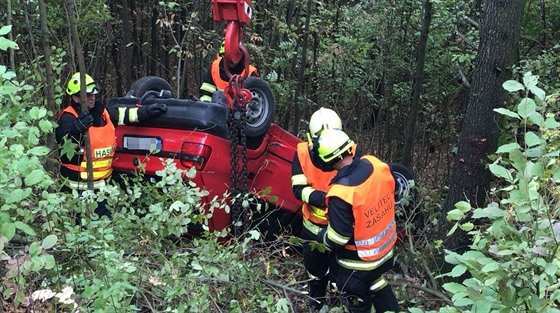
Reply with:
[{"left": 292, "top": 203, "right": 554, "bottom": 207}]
[
  {"left": 243, "top": 77, "right": 275, "bottom": 137},
  {"left": 125, "top": 76, "right": 175, "bottom": 98},
  {"left": 389, "top": 163, "right": 423, "bottom": 238},
  {"left": 390, "top": 163, "right": 416, "bottom": 207},
  {"left": 212, "top": 77, "right": 275, "bottom": 138}
]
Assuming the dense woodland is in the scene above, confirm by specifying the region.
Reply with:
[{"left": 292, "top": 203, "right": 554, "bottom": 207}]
[{"left": 1, "top": 0, "right": 560, "bottom": 312}]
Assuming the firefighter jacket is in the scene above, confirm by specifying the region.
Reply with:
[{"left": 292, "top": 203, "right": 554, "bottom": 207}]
[
  {"left": 320, "top": 155, "right": 397, "bottom": 270},
  {"left": 291, "top": 142, "right": 337, "bottom": 232},
  {"left": 57, "top": 105, "right": 116, "bottom": 190},
  {"left": 56, "top": 100, "right": 146, "bottom": 190},
  {"left": 199, "top": 55, "right": 258, "bottom": 102}
]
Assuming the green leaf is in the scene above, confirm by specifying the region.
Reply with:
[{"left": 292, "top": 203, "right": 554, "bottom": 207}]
[
  {"left": 528, "top": 112, "right": 544, "bottom": 126},
  {"left": 518, "top": 98, "right": 536, "bottom": 119},
  {"left": 38, "top": 119, "right": 53, "bottom": 133},
  {"left": 524, "top": 146, "right": 542, "bottom": 158},
  {"left": 44, "top": 254, "right": 56, "bottom": 270},
  {"left": 509, "top": 148, "right": 526, "bottom": 172},
  {"left": 0, "top": 25, "right": 12, "bottom": 36},
  {"left": 522, "top": 72, "right": 538, "bottom": 91},
  {"left": 447, "top": 209, "right": 465, "bottom": 221},
  {"left": 449, "top": 264, "right": 467, "bottom": 277},
  {"left": 496, "top": 143, "right": 520, "bottom": 153},
  {"left": 493, "top": 108, "right": 519, "bottom": 119},
  {"left": 529, "top": 86, "right": 546, "bottom": 102},
  {"left": 28, "top": 107, "right": 47, "bottom": 119},
  {"left": 481, "top": 262, "right": 500, "bottom": 272},
  {"left": 489, "top": 163, "right": 513, "bottom": 182},
  {"left": 27, "top": 146, "right": 50, "bottom": 156},
  {"left": 14, "top": 221, "right": 36, "bottom": 236},
  {"left": 472, "top": 300, "right": 492, "bottom": 313},
  {"left": 24, "top": 169, "right": 45, "bottom": 186},
  {"left": 459, "top": 222, "right": 474, "bottom": 231},
  {"left": 41, "top": 235, "right": 57, "bottom": 249},
  {"left": 6, "top": 188, "right": 32, "bottom": 203},
  {"left": 544, "top": 116, "right": 560, "bottom": 129},
  {"left": 60, "top": 138, "right": 77, "bottom": 160},
  {"left": 455, "top": 201, "right": 472, "bottom": 212},
  {"left": 0, "top": 223, "right": 15, "bottom": 240},
  {"left": 0, "top": 37, "right": 18, "bottom": 51},
  {"left": 472, "top": 205, "right": 507, "bottom": 219},
  {"left": 524, "top": 131, "right": 541, "bottom": 147},
  {"left": 443, "top": 282, "right": 467, "bottom": 294},
  {"left": 502, "top": 80, "right": 524, "bottom": 92}
]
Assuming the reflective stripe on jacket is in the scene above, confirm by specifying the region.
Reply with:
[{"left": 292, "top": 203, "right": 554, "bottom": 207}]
[
  {"left": 327, "top": 155, "right": 396, "bottom": 261},
  {"left": 60, "top": 106, "right": 117, "bottom": 182},
  {"left": 211, "top": 56, "right": 258, "bottom": 90},
  {"left": 294, "top": 142, "right": 337, "bottom": 225}
]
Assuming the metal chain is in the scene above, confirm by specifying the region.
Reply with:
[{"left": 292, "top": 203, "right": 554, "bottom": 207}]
[{"left": 227, "top": 77, "right": 249, "bottom": 237}]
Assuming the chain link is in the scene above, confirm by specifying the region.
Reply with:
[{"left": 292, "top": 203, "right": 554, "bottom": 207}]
[{"left": 227, "top": 77, "right": 249, "bottom": 237}]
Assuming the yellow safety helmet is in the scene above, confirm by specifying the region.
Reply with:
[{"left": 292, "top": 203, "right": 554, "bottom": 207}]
[
  {"left": 66, "top": 72, "right": 99, "bottom": 95},
  {"left": 316, "top": 129, "right": 354, "bottom": 163},
  {"left": 309, "top": 107, "right": 342, "bottom": 138}
]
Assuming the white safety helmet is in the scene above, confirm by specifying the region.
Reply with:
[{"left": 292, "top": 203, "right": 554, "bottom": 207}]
[{"left": 308, "top": 107, "right": 342, "bottom": 138}]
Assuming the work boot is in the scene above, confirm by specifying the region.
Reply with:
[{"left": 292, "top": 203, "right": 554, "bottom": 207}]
[{"left": 308, "top": 276, "right": 329, "bottom": 310}]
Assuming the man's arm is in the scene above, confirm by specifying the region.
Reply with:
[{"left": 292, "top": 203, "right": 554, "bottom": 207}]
[
  {"left": 107, "top": 103, "right": 167, "bottom": 126},
  {"left": 199, "top": 68, "right": 216, "bottom": 102},
  {"left": 291, "top": 152, "right": 327, "bottom": 209},
  {"left": 320, "top": 197, "right": 354, "bottom": 249}
]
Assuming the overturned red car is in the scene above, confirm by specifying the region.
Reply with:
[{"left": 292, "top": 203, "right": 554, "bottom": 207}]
[{"left": 108, "top": 76, "right": 416, "bottom": 236}]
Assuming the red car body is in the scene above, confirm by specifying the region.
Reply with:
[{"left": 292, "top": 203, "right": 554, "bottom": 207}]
[{"left": 110, "top": 96, "right": 303, "bottom": 232}]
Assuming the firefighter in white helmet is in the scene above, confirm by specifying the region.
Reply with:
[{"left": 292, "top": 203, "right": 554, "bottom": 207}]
[{"left": 290, "top": 107, "right": 356, "bottom": 309}]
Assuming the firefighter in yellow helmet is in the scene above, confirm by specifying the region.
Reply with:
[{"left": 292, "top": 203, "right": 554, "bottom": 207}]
[
  {"left": 315, "top": 128, "right": 399, "bottom": 313},
  {"left": 199, "top": 40, "right": 258, "bottom": 102},
  {"left": 56, "top": 72, "right": 168, "bottom": 217},
  {"left": 291, "top": 107, "right": 358, "bottom": 309}
]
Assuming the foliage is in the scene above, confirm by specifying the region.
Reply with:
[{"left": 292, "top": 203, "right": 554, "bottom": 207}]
[
  {"left": 0, "top": 24, "right": 303, "bottom": 313},
  {"left": 436, "top": 72, "right": 560, "bottom": 313},
  {"left": 0, "top": 30, "right": 59, "bottom": 306}
]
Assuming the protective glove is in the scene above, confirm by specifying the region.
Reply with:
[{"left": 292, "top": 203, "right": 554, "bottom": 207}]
[
  {"left": 73, "top": 111, "right": 93, "bottom": 133},
  {"left": 138, "top": 103, "right": 168, "bottom": 121}
]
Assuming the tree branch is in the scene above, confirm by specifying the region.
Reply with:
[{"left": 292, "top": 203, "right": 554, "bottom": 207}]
[
  {"left": 390, "top": 279, "right": 453, "bottom": 305},
  {"left": 456, "top": 32, "right": 478, "bottom": 50},
  {"left": 454, "top": 61, "right": 471, "bottom": 89}
]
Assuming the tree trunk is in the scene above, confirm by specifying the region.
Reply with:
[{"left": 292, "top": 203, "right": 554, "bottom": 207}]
[
  {"left": 66, "top": 0, "right": 94, "bottom": 190},
  {"left": 38, "top": 0, "right": 57, "bottom": 172},
  {"left": 6, "top": 0, "right": 16, "bottom": 72},
  {"left": 440, "top": 0, "right": 525, "bottom": 253},
  {"left": 150, "top": 1, "right": 158, "bottom": 75},
  {"left": 121, "top": 0, "right": 133, "bottom": 91},
  {"left": 291, "top": 0, "right": 312, "bottom": 134},
  {"left": 401, "top": 0, "right": 432, "bottom": 168}
]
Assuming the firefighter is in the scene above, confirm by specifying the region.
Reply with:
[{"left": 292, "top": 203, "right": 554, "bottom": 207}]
[
  {"left": 291, "top": 107, "right": 347, "bottom": 309},
  {"left": 199, "top": 41, "right": 258, "bottom": 102},
  {"left": 315, "top": 128, "right": 399, "bottom": 313},
  {"left": 56, "top": 72, "right": 168, "bottom": 217}
]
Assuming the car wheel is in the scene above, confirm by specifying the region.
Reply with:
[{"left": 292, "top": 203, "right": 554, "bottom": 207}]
[
  {"left": 390, "top": 163, "right": 416, "bottom": 207},
  {"left": 243, "top": 77, "right": 275, "bottom": 137},
  {"left": 125, "top": 76, "right": 175, "bottom": 98}
]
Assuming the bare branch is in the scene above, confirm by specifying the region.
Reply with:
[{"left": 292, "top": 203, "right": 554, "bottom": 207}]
[
  {"left": 456, "top": 32, "right": 478, "bottom": 50},
  {"left": 390, "top": 280, "right": 453, "bottom": 305},
  {"left": 465, "top": 15, "right": 479, "bottom": 28},
  {"left": 454, "top": 61, "right": 471, "bottom": 89}
]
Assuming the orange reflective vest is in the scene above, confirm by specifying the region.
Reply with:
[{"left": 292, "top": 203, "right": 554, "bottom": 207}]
[
  {"left": 60, "top": 106, "right": 116, "bottom": 182},
  {"left": 328, "top": 156, "right": 397, "bottom": 261},
  {"left": 211, "top": 56, "right": 258, "bottom": 90},
  {"left": 296, "top": 142, "right": 337, "bottom": 225}
]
